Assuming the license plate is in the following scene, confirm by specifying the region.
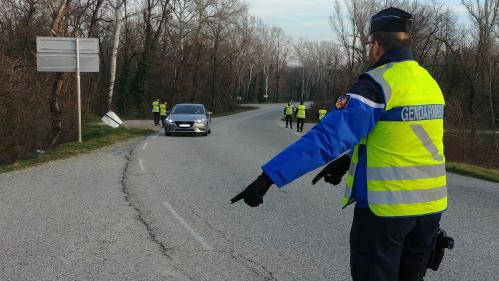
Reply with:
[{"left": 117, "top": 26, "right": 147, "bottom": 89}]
[{"left": 179, "top": 124, "right": 190, "bottom": 128}]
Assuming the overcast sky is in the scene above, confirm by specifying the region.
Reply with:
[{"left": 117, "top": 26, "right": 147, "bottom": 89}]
[{"left": 245, "top": 0, "right": 469, "bottom": 41}]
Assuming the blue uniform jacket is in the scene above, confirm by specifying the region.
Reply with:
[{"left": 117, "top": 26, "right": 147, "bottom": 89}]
[{"left": 262, "top": 47, "right": 416, "bottom": 207}]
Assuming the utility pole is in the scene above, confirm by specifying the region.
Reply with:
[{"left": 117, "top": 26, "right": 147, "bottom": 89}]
[
  {"left": 301, "top": 66, "right": 305, "bottom": 101},
  {"left": 76, "top": 38, "right": 82, "bottom": 143}
]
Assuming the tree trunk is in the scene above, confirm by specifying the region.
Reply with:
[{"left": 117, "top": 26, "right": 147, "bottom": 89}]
[
  {"left": 275, "top": 73, "right": 280, "bottom": 103},
  {"left": 489, "top": 60, "right": 498, "bottom": 150},
  {"left": 209, "top": 37, "right": 219, "bottom": 111},
  {"left": 246, "top": 66, "right": 252, "bottom": 102},
  {"left": 190, "top": 45, "right": 201, "bottom": 103},
  {"left": 107, "top": 0, "right": 124, "bottom": 111},
  {"left": 49, "top": 73, "right": 68, "bottom": 146},
  {"left": 48, "top": 0, "right": 70, "bottom": 146}
]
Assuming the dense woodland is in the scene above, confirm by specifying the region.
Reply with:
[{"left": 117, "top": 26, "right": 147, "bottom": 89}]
[{"left": 0, "top": 0, "right": 498, "bottom": 168}]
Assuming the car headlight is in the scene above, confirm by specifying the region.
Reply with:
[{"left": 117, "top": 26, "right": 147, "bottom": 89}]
[
  {"left": 195, "top": 118, "right": 205, "bottom": 123},
  {"left": 167, "top": 119, "right": 174, "bottom": 123}
]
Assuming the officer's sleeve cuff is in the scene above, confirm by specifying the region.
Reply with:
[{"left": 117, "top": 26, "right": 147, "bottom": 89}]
[{"left": 261, "top": 165, "right": 285, "bottom": 188}]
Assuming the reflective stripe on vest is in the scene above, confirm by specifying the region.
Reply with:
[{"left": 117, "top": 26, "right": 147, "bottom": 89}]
[
  {"left": 366, "top": 164, "right": 445, "bottom": 180},
  {"left": 285, "top": 105, "right": 294, "bottom": 115},
  {"left": 296, "top": 105, "right": 306, "bottom": 118},
  {"left": 152, "top": 101, "right": 160, "bottom": 112},
  {"left": 368, "top": 185, "right": 447, "bottom": 205},
  {"left": 318, "top": 109, "right": 327, "bottom": 120},
  {"left": 343, "top": 139, "right": 363, "bottom": 207},
  {"left": 342, "top": 60, "right": 447, "bottom": 217}
]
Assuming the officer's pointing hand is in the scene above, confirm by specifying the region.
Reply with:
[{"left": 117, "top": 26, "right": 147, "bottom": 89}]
[
  {"left": 230, "top": 173, "right": 273, "bottom": 207},
  {"left": 312, "top": 154, "right": 351, "bottom": 186},
  {"left": 311, "top": 168, "right": 327, "bottom": 185}
]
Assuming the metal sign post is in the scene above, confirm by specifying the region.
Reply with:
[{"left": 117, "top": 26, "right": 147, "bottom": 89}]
[
  {"left": 75, "top": 38, "right": 82, "bottom": 143},
  {"left": 36, "top": 37, "right": 99, "bottom": 143}
]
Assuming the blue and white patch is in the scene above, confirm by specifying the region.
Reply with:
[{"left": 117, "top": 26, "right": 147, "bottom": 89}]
[
  {"left": 381, "top": 104, "right": 445, "bottom": 121},
  {"left": 335, "top": 94, "right": 351, "bottom": 109}
]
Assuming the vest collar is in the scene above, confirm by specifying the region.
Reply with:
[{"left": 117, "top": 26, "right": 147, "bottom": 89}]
[{"left": 371, "top": 47, "right": 415, "bottom": 69}]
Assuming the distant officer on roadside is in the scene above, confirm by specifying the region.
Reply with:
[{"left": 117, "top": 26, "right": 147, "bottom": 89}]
[
  {"left": 317, "top": 106, "right": 327, "bottom": 121},
  {"left": 284, "top": 101, "right": 294, "bottom": 129},
  {"left": 152, "top": 98, "right": 160, "bottom": 126},
  {"left": 160, "top": 101, "right": 168, "bottom": 127},
  {"left": 295, "top": 101, "right": 306, "bottom": 133},
  {"left": 231, "top": 7, "right": 448, "bottom": 281}
]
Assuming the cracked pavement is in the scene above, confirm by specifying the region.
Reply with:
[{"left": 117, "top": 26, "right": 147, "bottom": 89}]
[
  {"left": 1, "top": 104, "right": 498, "bottom": 280},
  {"left": 0, "top": 139, "right": 177, "bottom": 280}
]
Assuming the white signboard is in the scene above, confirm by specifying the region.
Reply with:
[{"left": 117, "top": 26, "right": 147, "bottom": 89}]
[
  {"left": 36, "top": 37, "right": 99, "bottom": 53},
  {"left": 36, "top": 37, "right": 99, "bottom": 72},
  {"left": 37, "top": 53, "right": 99, "bottom": 72}
]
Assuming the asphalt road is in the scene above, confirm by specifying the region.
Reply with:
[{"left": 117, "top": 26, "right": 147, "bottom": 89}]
[{"left": 1, "top": 104, "right": 498, "bottom": 280}]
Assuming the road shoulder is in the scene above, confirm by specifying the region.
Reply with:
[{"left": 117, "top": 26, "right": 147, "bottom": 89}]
[{"left": 0, "top": 138, "right": 188, "bottom": 280}]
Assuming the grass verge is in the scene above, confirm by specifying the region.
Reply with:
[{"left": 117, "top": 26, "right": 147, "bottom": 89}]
[
  {"left": 0, "top": 124, "right": 152, "bottom": 174},
  {"left": 446, "top": 162, "right": 499, "bottom": 183},
  {"left": 212, "top": 105, "right": 259, "bottom": 117}
]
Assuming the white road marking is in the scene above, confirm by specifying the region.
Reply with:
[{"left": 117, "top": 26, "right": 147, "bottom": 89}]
[
  {"left": 162, "top": 201, "right": 213, "bottom": 251},
  {"left": 294, "top": 132, "right": 301, "bottom": 136},
  {"left": 142, "top": 142, "right": 148, "bottom": 150},
  {"left": 138, "top": 158, "right": 146, "bottom": 173}
]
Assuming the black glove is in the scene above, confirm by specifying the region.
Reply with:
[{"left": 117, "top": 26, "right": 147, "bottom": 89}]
[
  {"left": 311, "top": 154, "right": 351, "bottom": 185},
  {"left": 230, "top": 173, "right": 273, "bottom": 207}
]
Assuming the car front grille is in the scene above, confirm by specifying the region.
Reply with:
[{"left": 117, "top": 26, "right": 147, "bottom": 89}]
[{"left": 175, "top": 121, "right": 194, "bottom": 128}]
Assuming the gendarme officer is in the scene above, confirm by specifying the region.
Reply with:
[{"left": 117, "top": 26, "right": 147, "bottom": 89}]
[{"left": 231, "top": 7, "right": 447, "bottom": 281}]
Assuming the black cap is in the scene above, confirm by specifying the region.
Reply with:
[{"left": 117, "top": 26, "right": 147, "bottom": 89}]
[{"left": 370, "top": 7, "right": 413, "bottom": 34}]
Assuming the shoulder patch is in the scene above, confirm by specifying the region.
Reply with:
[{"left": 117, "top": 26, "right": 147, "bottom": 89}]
[{"left": 335, "top": 94, "right": 351, "bottom": 109}]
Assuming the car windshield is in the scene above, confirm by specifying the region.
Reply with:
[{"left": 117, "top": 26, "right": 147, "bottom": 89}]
[{"left": 172, "top": 105, "right": 205, "bottom": 115}]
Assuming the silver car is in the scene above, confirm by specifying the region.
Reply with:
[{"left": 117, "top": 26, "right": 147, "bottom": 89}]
[{"left": 164, "top": 103, "right": 212, "bottom": 136}]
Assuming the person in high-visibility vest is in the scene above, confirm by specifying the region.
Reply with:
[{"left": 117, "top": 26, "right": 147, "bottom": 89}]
[
  {"left": 284, "top": 102, "right": 294, "bottom": 129},
  {"left": 159, "top": 101, "right": 168, "bottom": 127},
  {"left": 152, "top": 98, "right": 160, "bottom": 126},
  {"left": 231, "top": 7, "right": 450, "bottom": 281},
  {"left": 295, "top": 101, "right": 306, "bottom": 132},
  {"left": 317, "top": 107, "right": 327, "bottom": 121}
]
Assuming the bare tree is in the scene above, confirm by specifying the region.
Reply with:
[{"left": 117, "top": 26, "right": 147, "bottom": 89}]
[
  {"left": 107, "top": 0, "right": 125, "bottom": 111},
  {"left": 47, "top": 0, "right": 71, "bottom": 146},
  {"left": 461, "top": 0, "right": 499, "bottom": 115}
]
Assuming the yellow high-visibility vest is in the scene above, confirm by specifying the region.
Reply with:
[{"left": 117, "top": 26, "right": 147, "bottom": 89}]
[
  {"left": 285, "top": 105, "right": 294, "bottom": 115},
  {"left": 152, "top": 101, "right": 160, "bottom": 113},
  {"left": 296, "top": 105, "right": 306, "bottom": 119},
  {"left": 160, "top": 103, "right": 167, "bottom": 116},
  {"left": 318, "top": 109, "right": 327, "bottom": 120},
  {"left": 343, "top": 60, "right": 447, "bottom": 217}
]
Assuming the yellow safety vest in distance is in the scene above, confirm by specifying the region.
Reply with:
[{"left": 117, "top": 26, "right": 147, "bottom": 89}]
[
  {"left": 296, "top": 105, "right": 306, "bottom": 119},
  {"left": 152, "top": 101, "right": 160, "bottom": 112},
  {"left": 343, "top": 60, "right": 447, "bottom": 217},
  {"left": 160, "top": 104, "right": 167, "bottom": 116},
  {"left": 318, "top": 109, "right": 327, "bottom": 120},
  {"left": 285, "top": 105, "right": 294, "bottom": 115}
]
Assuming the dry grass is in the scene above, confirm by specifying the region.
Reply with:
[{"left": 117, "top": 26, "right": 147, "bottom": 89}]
[
  {"left": 0, "top": 123, "right": 152, "bottom": 174},
  {"left": 446, "top": 162, "right": 499, "bottom": 183}
]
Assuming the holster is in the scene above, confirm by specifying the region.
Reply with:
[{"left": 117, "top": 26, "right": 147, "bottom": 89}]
[{"left": 427, "top": 228, "right": 454, "bottom": 271}]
